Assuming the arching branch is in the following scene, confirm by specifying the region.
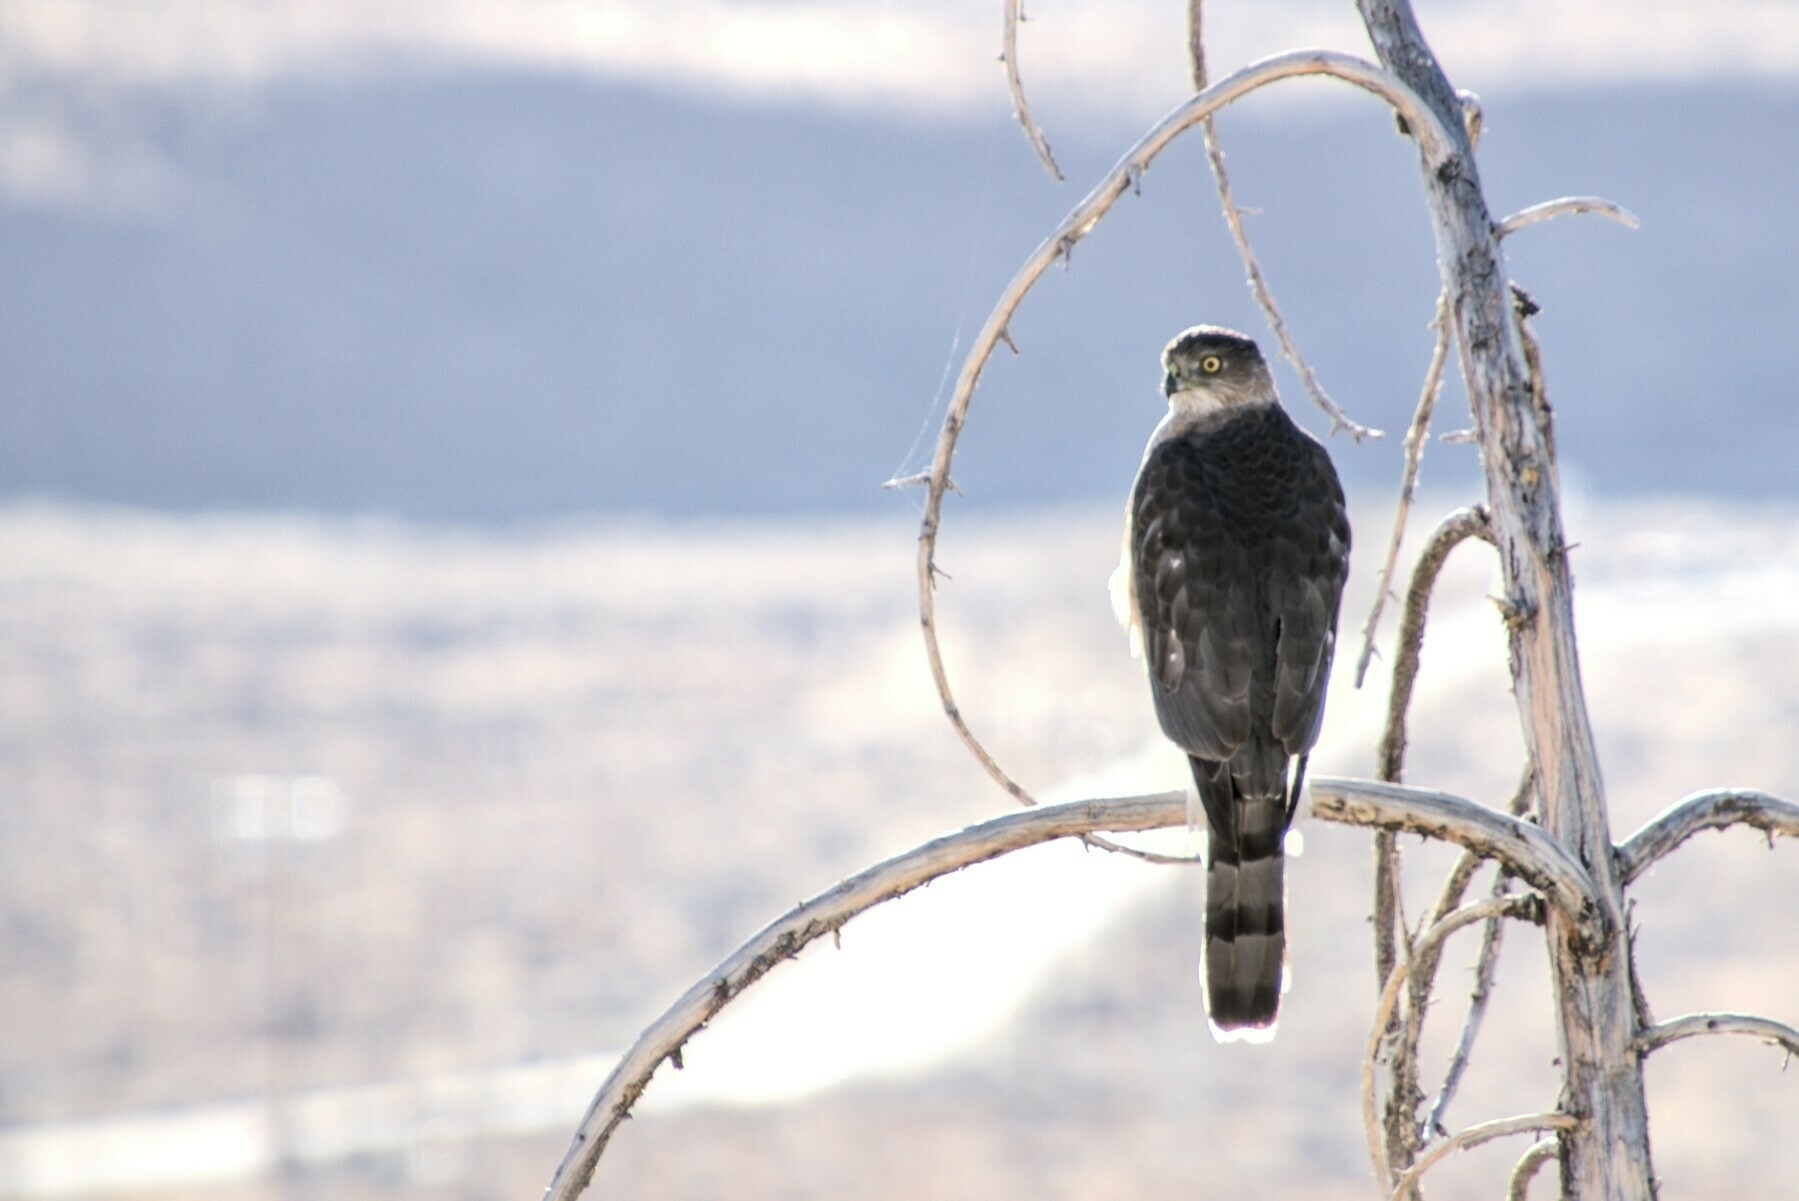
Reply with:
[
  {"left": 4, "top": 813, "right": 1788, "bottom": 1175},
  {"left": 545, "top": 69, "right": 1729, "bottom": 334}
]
[
  {"left": 1507, "top": 1137, "right": 1561, "bottom": 1201},
  {"left": 1495, "top": 196, "right": 1640, "bottom": 239},
  {"left": 1361, "top": 892, "right": 1546, "bottom": 1191},
  {"left": 917, "top": 48, "right": 1452, "bottom": 806},
  {"left": 1310, "top": 776, "right": 1609, "bottom": 945},
  {"left": 1387, "top": 1113, "right": 1579, "bottom": 1201},
  {"left": 1638, "top": 1012, "right": 1799, "bottom": 1060},
  {"left": 542, "top": 791, "right": 1185, "bottom": 1201},
  {"left": 1373, "top": 506, "right": 1495, "bottom": 780},
  {"left": 1381, "top": 766, "right": 1533, "bottom": 1175},
  {"left": 1616, "top": 789, "right": 1799, "bottom": 884}
]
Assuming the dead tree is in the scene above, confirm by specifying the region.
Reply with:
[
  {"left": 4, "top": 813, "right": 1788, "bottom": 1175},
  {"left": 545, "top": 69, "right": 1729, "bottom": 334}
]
[{"left": 542, "top": 4, "right": 1797, "bottom": 1199}]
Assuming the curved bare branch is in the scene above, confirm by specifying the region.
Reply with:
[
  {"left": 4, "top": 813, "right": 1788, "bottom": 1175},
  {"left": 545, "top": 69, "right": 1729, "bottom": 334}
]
[
  {"left": 1387, "top": 1113, "right": 1578, "bottom": 1201},
  {"left": 1507, "top": 1137, "right": 1560, "bottom": 1201},
  {"left": 1616, "top": 789, "right": 1799, "bottom": 884},
  {"left": 1374, "top": 505, "right": 1495, "bottom": 778},
  {"left": 1496, "top": 196, "right": 1640, "bottom": 239},
  {"left": 1381, "top": 766, "right": 1533, "bottom": 1172},
  {"left": 916, "top": 48, "right": 1453, "bottom": 806},
  {"left": 1311, "top": 776, "right": 1609, "bottom": 944},
  {"left": 1001, "top": 0, "right": 1063, "bottom": 181},
  {"left": 1638, "top": 1012, "right": 1799, "bottom": 1059},
  {"left": 543, "top": 791, "right": 1185, "bottom": 1201},
  {"left": 1361, "top": 893, "right": 1546, "bottom": 1191}
]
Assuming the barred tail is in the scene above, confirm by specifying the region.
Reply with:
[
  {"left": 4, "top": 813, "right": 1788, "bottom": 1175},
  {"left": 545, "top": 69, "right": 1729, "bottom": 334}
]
[{"left": 1192, "top": 754, "right": 1289, "bottom": 1040}]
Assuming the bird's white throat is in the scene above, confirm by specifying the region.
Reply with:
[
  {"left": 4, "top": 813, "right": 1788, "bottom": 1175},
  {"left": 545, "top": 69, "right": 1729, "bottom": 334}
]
[{"left": 1165, "top": 382, "right": 1275, "bottom": 421}]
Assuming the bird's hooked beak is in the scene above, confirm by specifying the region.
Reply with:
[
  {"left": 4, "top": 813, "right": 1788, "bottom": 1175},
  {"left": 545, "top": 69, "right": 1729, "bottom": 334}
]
[{"left": 1162, "top": 367, "right": 1178, "bottom": 398}]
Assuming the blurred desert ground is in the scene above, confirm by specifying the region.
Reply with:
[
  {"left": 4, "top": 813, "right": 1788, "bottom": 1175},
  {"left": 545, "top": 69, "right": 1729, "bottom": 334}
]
[{"left": 0, "top": 492, "right": 1795, "bottom": 1201}]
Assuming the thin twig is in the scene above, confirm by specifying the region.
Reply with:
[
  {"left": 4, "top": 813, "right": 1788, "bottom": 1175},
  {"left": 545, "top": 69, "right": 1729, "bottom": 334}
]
[
  {"left": 916, "top": 49, "right": 1454, "bottom": 808},
  {"left": 1186, "top": 0, "right": 1206, "bottom": 91},
  {"left": 1387, "top": 1113, "right": 1578, "bottom": 1201},
  {"left": 1385, "top": 765, "right": 1534, "bottom": 1164},
  {"left": 1187, "top": 0, "right": 1378, "bottom": 442},
  {"left": 1414, "top": 767, "right": 1534, "bottom": 1132},
  {"left": 1361, "top": 893, "right": 1547, "bottom": 1192},
  {"left": 1506, "top": 1137, "right": 1560, "bottom": 1201},
  {"left": 1383, "top": 847, "right": 1480, "bottom": 1170},
  {"left": 1638, "top": 1012, "right": 1799, "bottom": 1060},
  {"left": 1079, "top": 833, "right": 1201, "bottom": 865},
  {"left": 543, "top": 791, "right": 1187, "bottom": 1201},
  {"left": 1616, "top": 789, "right": 1799, "bottom": 884},
  {"left": 1495, "top": 196, "right": 1640, "bottom": 239},
  {"left": 1354, "top": 291, "right": 1453, "bottom": 687},
  {"left": 1411, "top": 767, "right": 1536, "bottom": 1012},
  {"left": 1310, "top": 776, "right": 1608, "bottom": 943},
  {"left": 1422, "top": 864, "right": 1514, "bottom": 1139},
  {"left": 1001, "top": 0, "right": 1063, "bottom": 181}
]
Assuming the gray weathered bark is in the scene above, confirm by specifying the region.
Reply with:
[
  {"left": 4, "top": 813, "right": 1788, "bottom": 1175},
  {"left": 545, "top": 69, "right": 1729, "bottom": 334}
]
[{"left": 1353, "top": 3, "right": 1655, "bottom": 1196}]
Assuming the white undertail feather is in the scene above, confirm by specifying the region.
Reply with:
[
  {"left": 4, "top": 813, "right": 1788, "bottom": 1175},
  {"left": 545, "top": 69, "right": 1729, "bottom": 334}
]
[{"left": 1206, "top": 1006, "right": 1281, "bottom": 1045}]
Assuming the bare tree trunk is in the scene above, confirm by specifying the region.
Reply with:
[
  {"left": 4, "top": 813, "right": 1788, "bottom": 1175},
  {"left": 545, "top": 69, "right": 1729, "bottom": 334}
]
[{"left": 1354, "top": 3, "right": 1655, "bottom": 1196}]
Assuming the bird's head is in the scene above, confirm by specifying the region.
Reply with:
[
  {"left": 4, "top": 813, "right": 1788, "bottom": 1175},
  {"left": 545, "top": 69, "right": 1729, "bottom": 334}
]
[{"left": 1160, "top": 325, "right": 1277, "bottom": 415}]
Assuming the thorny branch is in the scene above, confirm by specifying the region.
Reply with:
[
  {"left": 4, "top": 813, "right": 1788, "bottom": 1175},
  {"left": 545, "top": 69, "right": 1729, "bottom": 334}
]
[
  {"left": 1422, "top": 863, "right": 1516, "bottom": 1138},
  {"left": 915, "top": 49, "right": 1454, "bottom": 813},
  {"left": 1353, "top": 292, "right": 1452, "bottom": 689},
  {"left": 1001, "top": 0, "right": 1063, "bottom": 181},
  {"left": 543, "top": 791, "right": 1187, "bottom": 1201},
  {"left": 1188, "top": 0, "right": 1380, "bottom": 441},
  {"left": 1361, "top": 892, "right": 1548, "bottom": 1191},
  {"left": 1420, "top": 769, "right": 1536, "bottom": 1140},
  {"left": 1386, "top": 1112, "right": 1578, "bottom": 1201},
  {"left": 1382, "top": 767, "right": 1535, "bottom": 1175}
]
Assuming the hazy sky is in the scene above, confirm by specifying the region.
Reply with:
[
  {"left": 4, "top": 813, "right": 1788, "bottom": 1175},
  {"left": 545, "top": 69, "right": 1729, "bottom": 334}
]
[{"left": 7, "top": 0, "right": 1799, "bottom": 116}]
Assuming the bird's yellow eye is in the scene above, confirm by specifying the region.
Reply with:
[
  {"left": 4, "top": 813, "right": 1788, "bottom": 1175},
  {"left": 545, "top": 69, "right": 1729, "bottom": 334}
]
[{"left": 1200, "top": 355, "right": 1223, "bottom": 374}]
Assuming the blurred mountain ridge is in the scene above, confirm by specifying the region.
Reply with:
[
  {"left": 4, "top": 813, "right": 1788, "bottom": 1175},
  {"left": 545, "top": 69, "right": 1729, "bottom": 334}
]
[{"left": 2, "top": 73, "right": 1798, "bottom": 518}]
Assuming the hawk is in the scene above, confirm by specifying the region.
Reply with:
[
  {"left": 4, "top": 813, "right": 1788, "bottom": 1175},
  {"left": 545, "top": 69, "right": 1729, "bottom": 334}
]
[{"left": 1114, "top": 326, "right": 1350, "bottom": 1040}]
